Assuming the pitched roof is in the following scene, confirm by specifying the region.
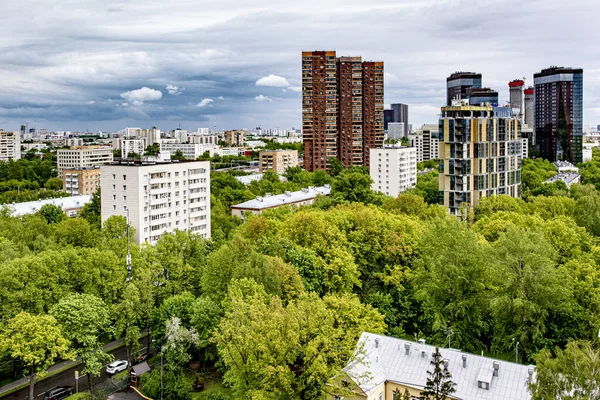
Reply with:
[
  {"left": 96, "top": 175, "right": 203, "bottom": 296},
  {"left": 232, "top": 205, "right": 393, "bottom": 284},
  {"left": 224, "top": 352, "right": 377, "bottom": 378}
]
[
  {"left": 7, "top": 195, "right": 92, "bottom": 217},
  {"left": 131, "top": 361, "right": 151, "bottom": 376},
  {"left": 231, "top": 185, "right": 331, "bottom": 210},
  {"left": 345, "top": 332, "right": 534, "bottom": 400}
]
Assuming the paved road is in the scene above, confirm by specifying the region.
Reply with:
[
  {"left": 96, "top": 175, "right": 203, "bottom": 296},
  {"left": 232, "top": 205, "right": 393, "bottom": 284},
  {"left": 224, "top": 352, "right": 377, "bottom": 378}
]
[{"left": 1, "top": 338, "right": 151, "bottom": 400}]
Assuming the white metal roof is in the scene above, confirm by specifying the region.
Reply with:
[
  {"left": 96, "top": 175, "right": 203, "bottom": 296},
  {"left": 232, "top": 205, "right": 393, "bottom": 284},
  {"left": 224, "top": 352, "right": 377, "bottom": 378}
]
[
  {"left": 231, "top": 185, "right": 331, "bottom": 210},
  {"left": 544, "top": 172, "right": 580, "bottom": 185},
  {"left": 7, "top": 195, "right": 92, "bottom": 217},
  {"left": 345, "top": 332, "right": 534, "bottom": 400}
]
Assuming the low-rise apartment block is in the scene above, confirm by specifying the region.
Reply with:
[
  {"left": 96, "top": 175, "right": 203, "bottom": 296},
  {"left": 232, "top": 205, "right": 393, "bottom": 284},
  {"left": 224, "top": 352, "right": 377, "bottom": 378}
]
[
  {"left": 159, "top": 143, "right": 206, "bottom": 160},
  {"left": 370, "top": 146, "right": 417, "bottom": 197},
  {"left": 100, "top": 160, "right": 211, "bottom": 245},
  {"left": 259, "top": 150, "right": 299, "bottom": 173},
  {"left": 57, "top": 146, "right": 113, "bottom": 178},
  {"left": 62, "top": 167, "right": 101, "bottom": 195},
  {"left": 231, "top": 185, "right": 331, "bottom": 218},
  {"left": 122, "top": 139, "right": 146, "bottom": 158}
]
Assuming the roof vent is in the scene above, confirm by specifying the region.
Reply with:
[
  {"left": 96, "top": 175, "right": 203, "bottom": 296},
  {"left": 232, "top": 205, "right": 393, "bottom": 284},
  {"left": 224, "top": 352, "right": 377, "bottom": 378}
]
[
  {"left": 301, "top": 188, "right": 309, "bottom": 193},
  {"left": 443, "top": 359, "right": 449, "bottom": 368},
  {"left": 374, "top": 338, "right": 380, "bottom": 348},
  {"left": 418, "top": 338, "right": 426, "bottom": 345},
  {"left": 462, "top": 355, "right": 467, "bottom": 368},
  {"left": 404, "top": 343, "right": 410, "bottom": 355},
  {"left": 256, "top": 196, "right": 263, "bottom": 202},
  {"left": 421, "top": 350, "right": 426, "bottom": 358},
  {"left": 284, "top": 191, "right": 291, "bottom": 197},
  {"left": 493, "top": 361, "right": 499, "bottom": 377},
  {"left": 528, "top": 368, "right": 534, "bottom": 381}
]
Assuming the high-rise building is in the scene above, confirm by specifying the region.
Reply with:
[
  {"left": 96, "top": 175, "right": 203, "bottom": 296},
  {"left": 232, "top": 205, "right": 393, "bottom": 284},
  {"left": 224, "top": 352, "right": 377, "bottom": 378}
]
[
  {"left": 302, "top": 51, "right": 384, "bottom": 171},
  {"left": 57, "top": 146, "right": 113, "bottom": 178},
  {"left": 534, "top": 66, "right": 583, "bottom": 164},
  {"left": 509, "top": 79, "right": 525, "bottom": 123},
  {"left": 524, "top": 87, "right": 534, "bottom": 129},
  {"left": 446, "top": 72, "right": 482, "bottom": 105},
  {"left": 259, "top": 150, "right": 299, "bottom": 173},
  {"left": 100, "top": 160, "right": 211, "bottom": 245},
  {"left": 439, "top": 101, "right": 522, "bottom": 216},
  {"left": 0, "top": 130, "right": 21, "bottom": 161},
  {"left": 390, "top": 103, "right": 409, "bottom": 137},
  {"left": 409, "top": 124, "right": 439, "bottom": 163},
  {"left": 224, "top": 130, "right": 244, "bottom": 146},
  {"left": 370, "top": 146, "right": 417, "bottom": 197},
  {"left": 122, "top": 139, "right": 145, "bottom": 158},
  {"left": 388, "top": 123, "right": 405, "bottom": 140},
  {"left": 384, "top": 109, "right": 393, "bottom": 131},
  {"left": 467, "top": 88, "right": 498, "bottom": 106}
]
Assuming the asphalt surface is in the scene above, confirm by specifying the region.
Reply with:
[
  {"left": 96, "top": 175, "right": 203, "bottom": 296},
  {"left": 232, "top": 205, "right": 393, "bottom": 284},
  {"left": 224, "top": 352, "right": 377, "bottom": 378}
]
[{"left": 1, "top": 346, "right": 133, "bottom": 400}]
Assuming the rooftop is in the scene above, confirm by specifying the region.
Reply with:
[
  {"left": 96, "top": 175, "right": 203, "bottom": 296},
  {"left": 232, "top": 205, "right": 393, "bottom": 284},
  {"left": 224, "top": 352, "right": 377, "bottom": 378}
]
[
  {"left": 534, "top": 66, "right": 583, "bottom": 78},
  {"left": 7, "top": 195, "right": 92, "bottom": 217},
  {"left": 231, "top": 185, "right": 331, "bottom": 210},
  {"left": 345, "top": 332, "right": 534, "bottom": 400},
  {"left": 544, "top": 172, "right": 580, "bottom": 185}
]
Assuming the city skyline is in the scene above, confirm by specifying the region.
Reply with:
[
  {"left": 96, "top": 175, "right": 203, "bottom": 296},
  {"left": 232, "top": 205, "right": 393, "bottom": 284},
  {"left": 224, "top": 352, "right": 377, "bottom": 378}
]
[{"left": 0, "top": 0, "right": 598, "bottom": 132}]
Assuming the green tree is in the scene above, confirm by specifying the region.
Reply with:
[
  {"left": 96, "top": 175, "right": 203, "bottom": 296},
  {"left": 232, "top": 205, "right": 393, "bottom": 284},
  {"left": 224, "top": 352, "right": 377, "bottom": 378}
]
[
  {"left": 331, "top": 170, "right": 374, "bottom": 204},
  {"left": 45, "top": 177, "right": 63, "bottom": 190},
  {"left": 420, "top": 347, "right": 456, "bottom": 400},
  {"left": 574, "top": 194, "right": 600, "bottom": 236},
  {"left": 327, "top": 157, "right": 344, "bottom": 176},
  {"left": 37, "top": 203, "right": 67, "bottom": 224},
  {"left": 50, "top": 293, "right": 114, "bottom": 389},
  {"left": 141, "top": 367, "right": 191, "bottom": 400},
  {"left": 171, "top": 150, "right": 186, "bottom": 161},
  {"left": 529, "top": 340, "right": 600, "bottom": 400},
  {"left": 114, "top": 283, "right": 143, "bottom": 362},
  {"left": 163, "top": 316, "right": 199, "bottom": 369},
  {"left": 0, "top": 312, "right": 75, "bottom": 400},
  {"left": 407, "top": 170, "right": 439, "bottom": 205},
  {"left": 144, "top": 143, "right": 160, "bottom": 156},
  {"left": 79, "top": 189, "right": 101, "bottom": 227}
]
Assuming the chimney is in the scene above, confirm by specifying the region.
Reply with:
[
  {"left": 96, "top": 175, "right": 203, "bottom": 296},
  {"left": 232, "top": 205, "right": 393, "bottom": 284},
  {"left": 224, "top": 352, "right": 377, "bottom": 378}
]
[
  {"left": 462, "top": 355, "right": 467, "bottom": 368},
  {"left": 404, "top": 343, "right": 410, "bottom": 355},
  {"left": 493, "top": 361, "right": 499, "bottom": 377},
  {"left": 375, "top": 339, "right": 379, "bottom": 348}
]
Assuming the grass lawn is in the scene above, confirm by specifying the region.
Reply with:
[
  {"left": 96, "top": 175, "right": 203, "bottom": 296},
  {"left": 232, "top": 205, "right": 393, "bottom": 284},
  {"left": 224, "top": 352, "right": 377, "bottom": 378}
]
[
  {"left": 188, "top": 371, "right": 231, "bottom": 399},
  {"left": 65, "top": 392, "right": 91, "bottom": 399}
]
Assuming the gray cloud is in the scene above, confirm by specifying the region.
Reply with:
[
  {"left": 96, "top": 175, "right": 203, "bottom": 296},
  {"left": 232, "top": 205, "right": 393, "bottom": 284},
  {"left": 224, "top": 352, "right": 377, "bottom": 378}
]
[{"left": 0, "top": 0, "right": 598, "bottom": 131}]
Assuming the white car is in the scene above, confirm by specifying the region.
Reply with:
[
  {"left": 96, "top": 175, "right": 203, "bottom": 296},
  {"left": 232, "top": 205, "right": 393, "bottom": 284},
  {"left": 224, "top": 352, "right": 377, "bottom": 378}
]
[{"left": 106, "top": 360, "right": 129, "bottom": 375}]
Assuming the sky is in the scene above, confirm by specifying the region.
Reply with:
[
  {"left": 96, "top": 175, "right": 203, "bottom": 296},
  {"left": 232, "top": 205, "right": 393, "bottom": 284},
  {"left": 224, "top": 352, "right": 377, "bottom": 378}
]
[{"left": 0, "top": 0, "right": 598, "bottom": 132}]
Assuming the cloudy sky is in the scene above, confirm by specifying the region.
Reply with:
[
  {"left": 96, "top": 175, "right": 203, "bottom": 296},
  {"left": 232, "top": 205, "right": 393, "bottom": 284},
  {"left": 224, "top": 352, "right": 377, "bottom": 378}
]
[{"left": 0, "top": 0, "right": 598, "bottom": 132}]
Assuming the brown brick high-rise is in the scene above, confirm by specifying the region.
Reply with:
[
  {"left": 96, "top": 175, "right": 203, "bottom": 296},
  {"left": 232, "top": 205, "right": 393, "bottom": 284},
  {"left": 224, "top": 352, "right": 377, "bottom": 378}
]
[{"left": 302, "top": 51, "right": 384, "bottom": 171}]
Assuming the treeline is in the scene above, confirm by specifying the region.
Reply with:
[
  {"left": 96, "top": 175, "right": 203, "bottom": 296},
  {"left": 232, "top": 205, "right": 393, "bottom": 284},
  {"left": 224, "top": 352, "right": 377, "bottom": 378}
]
[{"left": 0, "top": 158, "right": 65, "bottom": 204}]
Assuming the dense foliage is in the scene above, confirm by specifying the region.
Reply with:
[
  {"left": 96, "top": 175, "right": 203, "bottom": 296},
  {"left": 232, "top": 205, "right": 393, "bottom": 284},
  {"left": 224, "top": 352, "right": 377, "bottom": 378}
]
[{"left": 0, "top": 157, "right": 599, "bottom": 399}]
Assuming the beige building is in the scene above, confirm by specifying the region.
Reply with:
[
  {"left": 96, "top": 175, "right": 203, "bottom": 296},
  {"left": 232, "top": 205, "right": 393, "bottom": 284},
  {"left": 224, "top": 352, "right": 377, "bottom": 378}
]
[
  {"left": 224, "top": 130, "right": 244, "bottom": 146},
  {"left": 100, "top": 160, "right": 211, "bottom": 245},
  {"left": 335, "top": 332, "right": 533, "bottom": 400},
  {"left": 439, "top": 103, "right": 522, "bottom": 216},
  {"left": 259, "top": 150, "right": 298, "bottom": 173},
  {"left": 0, "top": 130, "right": 21, "bottom": 161},
  {"left": 62, "top": 167, "right": 101, "bottom": 195},
  {"left": 57, "top": 146, "right": 114, "bottom": 178}
]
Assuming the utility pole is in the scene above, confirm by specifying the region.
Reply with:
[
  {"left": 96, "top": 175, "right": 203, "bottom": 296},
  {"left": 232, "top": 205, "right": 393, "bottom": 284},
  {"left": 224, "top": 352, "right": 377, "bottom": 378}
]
[{"left": 126, "top": 209, "right": 132, "bottom": 283}]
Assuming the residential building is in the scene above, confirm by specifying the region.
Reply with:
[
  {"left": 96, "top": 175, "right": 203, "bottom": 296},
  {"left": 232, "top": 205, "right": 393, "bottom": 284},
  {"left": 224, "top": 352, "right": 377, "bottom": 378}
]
[
  {"left": 583, "top": 144, "right": 593, "bottom": 162},
  {"left": 224, "top": 130, "right": 244, "bottom": 146},
  {"left": 390, "top": 103, "right": 409, "bottom": 137},
  {"left": 190, "top": 134, "right": 219, "bottom": 145},
  {"left": 100, "top": 160, "right": 211, "bottom": 245},
  {"left": 57, "top": 146, "right": 113, "bottom": 178},
  {"left": 121, "top": 139, "right": 145, "bottom": 158},
  {"left": 259, "top": 150, "right": 298, "bottom": 173},
  {"left": 231, "top": 185, "right": 331, "bottom": 218},
  {"left": 302, "top": 50, "right": 384, "bottom": 171},
  {"left": 524, "top": 87, "right": 534, "bottom": 129},
  {"left": 446, "top": 71, "right": 482, "bottom": 105},
  {"left": 9, "top": 195, "right": 92, "bottom": 218},
  {"left": 468, "top": 88, "right": 498, "bottom": 106},
  {"left": 159, "top": 143, "right": 206, "bottom": 160},
  {"left": 553, "top": 160, "right": 578, "bottom": 173},
  {"left": 65, "top": 138, "right": 84, "bottom": 147},
  {"left": 0, "top": 130, "right": 21, "bottom": 161},
  {"left": 335, "top": 332, "right": 533, "bottom": 400},
  {"left": 409, "top": 134, "right": 423, "bottom": 162},
  {"left": 123, "top": 127, "right": 142, "bottom": 137},
  {"left": 439, "top": 102, "right": 522, "bottom": 215},
  {"left": 62, "top": 167, "right": 101, "bottom": 195},
  {"left": 140, "top": 127, "right": 161, "bottom": 146},
  {"left": 197, "top": 128, "right": 210, "bottom": 135},
  {"left": 172, "top": 128, "right": 188, "bottom": 143},
  {"left": 410, "top": 124, "right": 440, "bottom": 162},
  {"left": 509, "top": 79, "right": 525, "bottom": 123},
  {"left": 370, "top": 146, "right": 417, "bottom": 197},
  {"left": 545, "top": 172, "right": 580, "bottom": 187},
  {"left": 534, "top": 66, "right": 583, "bottom": 164},
  {"left": 388, "top": 123, "right": 405, "bottom": 140},
  {"left": 521, "top": 138, "right": 529, "bottom": 159}
]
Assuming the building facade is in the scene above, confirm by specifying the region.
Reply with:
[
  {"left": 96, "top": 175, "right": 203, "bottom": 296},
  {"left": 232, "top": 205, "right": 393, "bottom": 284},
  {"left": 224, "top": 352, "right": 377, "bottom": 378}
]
[
  {"left": 224, "top": 130, "right": 244, "bottom": 146},
  {"left": 57, "top": 146, "right": 113, "bottom": 178},
  {"left": 439, "top": 103, "right": 522, "bottom": 215},
  {"left": 370, "top": 146, "right": 417, "bottom": 197},
  {"left": 524, "top": 87, "right": 534, "bottom": 129},
  {"left": 388, "top": 123, "right": 405, "bottom": 140},
  {"left": 468, "top": 88, "right": 499, "bottom": 106},
  {"left": 390, "top": 103, "right": 409, "bottom": 137},
  {"left": 159, "top": 143, "right": 206, "bottom": 160},
  {"left": 302, "top": 50, "right": 384, "bottom": 171},
  {"left": 122, "top": 139, "right": 146, "bottom": 158},
  {"left": 231, "top": 185, "right": 331, "bottom": 218},
  {"left": 100, "top": 160, "right": 211, "bottom": 245},
  {"left": 509, "top": 79, "right": 525, "bottom": 123},
  {"left": 0, "top": 130, "right": 21, "bottom": 161},
  {"left": 62, "top": 167, "right": 101, "bottom": 195},
  {"left": 408, "top": 134, "right": 423, "bottom": 162},
  {"left": 534, "top": 66, "right": 583, "bottom": 164},
  {"left": 259, "top": 150, "right": 298, "bottom": 173},
  {"left": 446, "top": 72, "right": 482, "bottom": 105}
]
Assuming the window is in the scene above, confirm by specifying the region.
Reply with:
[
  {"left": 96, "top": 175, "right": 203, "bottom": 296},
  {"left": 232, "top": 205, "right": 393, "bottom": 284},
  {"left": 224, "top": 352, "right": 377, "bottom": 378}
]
[
  {"left": 113, "top": 205, "right": 116, "bottom": 211},
  {"left": 123, "top": 175, "right": 126, "bottom": 180},
  {"left": 123, "top": 196, "right": 127, "bottom": 201},
  {"left": 123, "top": 185, "right": 127, "bottom": 190},
  {"left": 113, "top": 195, "right": 116, "bottom": 200},
  {"left": 112, "top": 184, "right": 116, "bottom": 190},
  {"left": 112, "top": 174, "right": 116, "bottom": 179}
]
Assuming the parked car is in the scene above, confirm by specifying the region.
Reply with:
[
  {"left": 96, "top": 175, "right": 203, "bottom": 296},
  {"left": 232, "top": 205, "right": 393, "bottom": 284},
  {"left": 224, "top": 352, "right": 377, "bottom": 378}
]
[
  {"left": 136, "top": 352, "right": 151, "bottom": 363},
  {"left": 44, "top": 386, "right": 73, "bottom": 400},
  {"left": 106, "top": 359, "right": 129, "bottom": 375}
]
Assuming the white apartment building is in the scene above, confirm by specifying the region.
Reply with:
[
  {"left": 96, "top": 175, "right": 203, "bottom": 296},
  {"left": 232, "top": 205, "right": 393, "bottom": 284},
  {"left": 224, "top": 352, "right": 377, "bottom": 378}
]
[
  {"left": 408, "top": 134, "right": 424, "bottom": 162},
  {"left": 0, "top": 130, "right": 21, "bottom": 161},
  {"left": 122, "top": 127, "right": 142, "bottom": 137},
  {"left": 172, "top": 129, "right": 188, "bottom": 143},
  {"left": 370, "top": 146, "right": 417, "bottom": 198},
  {"left": 141, "top": 128, "right": 161, "bottom": 146},
  {"left": 197, "top": 128, "right": 210, "bottom": 135},
  {"left": 57, "top": 146, "right": 113, "bottom": 178},
  {"left": 122, "top": 139, "right": 146, "bottom": 158},
  {"left": 65, "top": 138, "right": 84, "bottom": 147},
  {"left": 388, "top": 123, "right": 405, "bottom": 140},
  {"left": 160, "top": 143, "right": 206, "bottom": 160},
  {"left": 100, "top": 160, "right": 211, "bottom": 245},
  {"left": 190, "top": 134, "right": 219, "bottom": 145},
  {"left": 521, "top": 138, "right": 529, "bottom": 159}
]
